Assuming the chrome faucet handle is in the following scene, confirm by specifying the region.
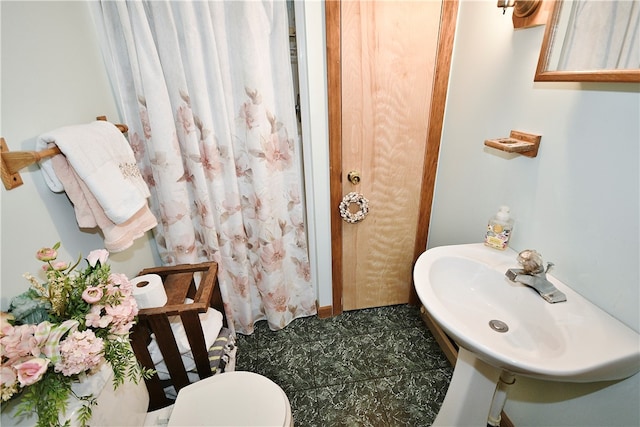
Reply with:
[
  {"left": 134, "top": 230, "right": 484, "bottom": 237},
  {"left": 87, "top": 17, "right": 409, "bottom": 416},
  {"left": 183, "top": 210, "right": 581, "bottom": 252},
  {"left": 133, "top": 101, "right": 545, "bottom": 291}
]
[{"left": 545, "top": 262, "right": 554, "bottom": 274}]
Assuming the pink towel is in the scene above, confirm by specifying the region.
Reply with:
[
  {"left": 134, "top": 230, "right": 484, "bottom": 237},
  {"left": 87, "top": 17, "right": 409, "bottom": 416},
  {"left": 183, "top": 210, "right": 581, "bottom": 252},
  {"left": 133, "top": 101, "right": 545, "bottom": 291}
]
[{"left": 50, "top": 153, "right": 156, "bottom": 252}]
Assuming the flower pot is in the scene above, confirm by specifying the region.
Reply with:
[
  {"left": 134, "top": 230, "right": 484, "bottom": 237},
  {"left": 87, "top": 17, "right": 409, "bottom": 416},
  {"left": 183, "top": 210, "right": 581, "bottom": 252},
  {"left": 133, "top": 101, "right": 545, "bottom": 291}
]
[{"left": 1, "top": 363, "right": 148, "bottom": 426}]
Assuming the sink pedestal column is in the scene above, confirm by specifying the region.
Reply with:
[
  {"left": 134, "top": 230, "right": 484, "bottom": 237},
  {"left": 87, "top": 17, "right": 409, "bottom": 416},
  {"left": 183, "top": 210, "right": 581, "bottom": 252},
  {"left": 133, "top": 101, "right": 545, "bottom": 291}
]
[{"left": 433, "top": 347, "right": 503, "bottom": 427}]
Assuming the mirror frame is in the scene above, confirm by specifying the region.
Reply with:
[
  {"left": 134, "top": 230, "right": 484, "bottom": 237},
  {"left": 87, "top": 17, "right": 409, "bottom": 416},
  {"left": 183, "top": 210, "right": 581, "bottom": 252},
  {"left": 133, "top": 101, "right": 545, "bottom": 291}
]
[{"left": 534, "top": 0, "right": 640, "bottom": 82}]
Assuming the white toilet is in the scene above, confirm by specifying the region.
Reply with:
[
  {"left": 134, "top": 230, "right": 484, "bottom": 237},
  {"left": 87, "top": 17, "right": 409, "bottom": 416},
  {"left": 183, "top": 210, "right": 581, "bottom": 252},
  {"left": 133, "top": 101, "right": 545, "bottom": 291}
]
[
  {"left": 1, "top": 367, "right": 293, "bottom": 427},
  {"left": 167, "top": 371, "right": 293, "bottom": 426},
  {"left": 98, "top": 370, "right": 293, "bottom": 427}
]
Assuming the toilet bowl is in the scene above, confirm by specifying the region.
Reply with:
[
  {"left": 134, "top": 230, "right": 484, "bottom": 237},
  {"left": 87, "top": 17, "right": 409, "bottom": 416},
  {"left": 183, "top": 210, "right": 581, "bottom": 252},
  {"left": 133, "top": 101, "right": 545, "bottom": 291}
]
[{"left": 1, "top": 367, "right": 293, "bottom": 427}]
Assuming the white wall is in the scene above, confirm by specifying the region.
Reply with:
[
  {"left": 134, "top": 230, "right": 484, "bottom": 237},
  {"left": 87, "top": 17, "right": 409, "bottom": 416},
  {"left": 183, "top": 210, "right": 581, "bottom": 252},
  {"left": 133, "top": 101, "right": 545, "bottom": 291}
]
[
  {"left": 0, "top": 1, "right": 158, "bottom": 310},
  {"left": 429, "top": 2, "right": 639, "bottom": 426}
]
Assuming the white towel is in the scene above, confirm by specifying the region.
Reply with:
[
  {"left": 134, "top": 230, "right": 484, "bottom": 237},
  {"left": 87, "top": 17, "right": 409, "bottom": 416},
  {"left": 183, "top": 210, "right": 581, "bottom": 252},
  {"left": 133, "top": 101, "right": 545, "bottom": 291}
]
[{"left": 36, "top": 121, "right": 150, "bottom": 224}]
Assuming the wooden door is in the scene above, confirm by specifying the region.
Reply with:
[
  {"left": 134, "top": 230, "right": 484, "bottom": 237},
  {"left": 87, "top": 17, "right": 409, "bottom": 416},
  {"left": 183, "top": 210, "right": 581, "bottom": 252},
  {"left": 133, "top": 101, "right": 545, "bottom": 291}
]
[{"left": 326, "top": 1, "right": 458, "bottom": 312}]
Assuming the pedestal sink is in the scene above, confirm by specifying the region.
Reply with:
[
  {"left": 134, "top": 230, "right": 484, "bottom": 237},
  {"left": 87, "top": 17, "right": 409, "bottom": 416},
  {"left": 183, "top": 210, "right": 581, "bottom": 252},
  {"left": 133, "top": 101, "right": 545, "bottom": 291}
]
[{"left": 413, "top": 243, "right": 640, "bottom": 426}]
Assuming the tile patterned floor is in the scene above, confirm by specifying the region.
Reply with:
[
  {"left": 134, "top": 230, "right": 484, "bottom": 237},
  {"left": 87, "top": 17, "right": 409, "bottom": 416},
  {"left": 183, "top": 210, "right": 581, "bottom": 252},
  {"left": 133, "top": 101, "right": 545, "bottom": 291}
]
[{"left": 235, "top": 304, "right": 453, "bottom": 427}]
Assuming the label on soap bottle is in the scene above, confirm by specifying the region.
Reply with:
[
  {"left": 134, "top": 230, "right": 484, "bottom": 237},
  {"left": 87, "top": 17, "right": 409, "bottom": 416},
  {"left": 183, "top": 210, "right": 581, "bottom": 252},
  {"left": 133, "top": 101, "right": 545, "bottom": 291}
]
[{"left": 484, "top": 223, "right": 511, "bottom": 250}]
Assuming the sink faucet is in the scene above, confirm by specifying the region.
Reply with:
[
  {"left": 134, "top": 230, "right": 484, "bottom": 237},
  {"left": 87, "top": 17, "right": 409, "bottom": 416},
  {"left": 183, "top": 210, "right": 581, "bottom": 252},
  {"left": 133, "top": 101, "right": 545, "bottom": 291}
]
[{"left": 505, "top": 249, "right": 567, "bottom": 303}]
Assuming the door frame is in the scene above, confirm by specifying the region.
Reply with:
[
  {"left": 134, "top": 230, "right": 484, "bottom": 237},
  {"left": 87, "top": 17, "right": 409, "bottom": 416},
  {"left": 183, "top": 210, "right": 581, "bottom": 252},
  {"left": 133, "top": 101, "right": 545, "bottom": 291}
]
[{"left": 325, "top": 0, "right": 459, "bottom": 315}]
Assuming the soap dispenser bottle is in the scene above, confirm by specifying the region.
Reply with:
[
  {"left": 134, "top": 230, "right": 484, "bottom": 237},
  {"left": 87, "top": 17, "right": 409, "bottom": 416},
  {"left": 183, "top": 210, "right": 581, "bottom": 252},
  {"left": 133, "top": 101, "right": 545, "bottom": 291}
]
[{"left": 484, "top": 206, "right": 514, "bottom": 250}]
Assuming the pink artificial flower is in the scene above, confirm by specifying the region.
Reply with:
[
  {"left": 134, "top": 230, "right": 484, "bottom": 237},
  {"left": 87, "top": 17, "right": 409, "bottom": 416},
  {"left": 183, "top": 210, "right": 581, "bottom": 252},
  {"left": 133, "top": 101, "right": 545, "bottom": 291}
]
[
  {"left": 54, "top": 331, "right": 104, "bottom": 376},
  {"left": 0, "top": 365, "right": 17, "bottom": 387},
  {"left": 104, "top": 298, "right": 138, "bottom": 335},
  {"left": 82, "top": 286, "right": 103, "bottom": 304},
  {"left": 50, "top": 261, "right": 69, "bottom": 271},
  {"left": 108, "top": 273, "right": 132, "bottom": 293},
  {"left": 36, "top": 247, "right": 57, "bottom": 262},
  {"left": 0, "top": 365, "right": 18, "bottom": 402},
  {"left": 104, "top": 284, "right": 118, "bottom": 298},
  {"left": 109, "top": 320, "right": 135, "bottom": 336},
  {"left": 104, "top": 273, "right": 134, "bottom": 301},
  {"left": 42, "top": 261, "right": 68, "bottom": 272},
  {"left": 86, "top": 249, "right": 109, "bottom": 268},
  {"left": 85, "top": 305, "right": 112, "bottom": 329},
  {"left": 0, "top": 312, "right": 14, "bottom": 337},
  {"left": 14, "top": 358, "right": 49, "bottom": 386},
  {"left": 0, "top": 324, "right": 38, "bottom": 359}
]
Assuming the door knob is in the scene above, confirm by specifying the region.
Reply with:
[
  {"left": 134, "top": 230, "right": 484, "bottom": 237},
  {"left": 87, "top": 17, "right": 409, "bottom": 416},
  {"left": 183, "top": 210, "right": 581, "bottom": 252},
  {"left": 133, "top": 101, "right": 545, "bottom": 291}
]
[{"left": 347, "top": 170, "right": 361, "bottom": 185}]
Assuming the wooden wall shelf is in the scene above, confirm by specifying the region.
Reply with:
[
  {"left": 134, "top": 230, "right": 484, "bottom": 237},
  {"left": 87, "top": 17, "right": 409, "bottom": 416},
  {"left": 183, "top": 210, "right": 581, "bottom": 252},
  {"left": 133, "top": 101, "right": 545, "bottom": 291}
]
[{"left": 485, "top": 130, "right": 541, "bottom": 158}]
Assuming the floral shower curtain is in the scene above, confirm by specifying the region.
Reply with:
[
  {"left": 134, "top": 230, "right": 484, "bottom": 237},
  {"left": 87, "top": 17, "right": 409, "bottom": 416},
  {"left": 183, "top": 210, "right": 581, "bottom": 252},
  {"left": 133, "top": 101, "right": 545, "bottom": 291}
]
[{"left": 91, "top": 1, "right": 316, "bottom": 334}]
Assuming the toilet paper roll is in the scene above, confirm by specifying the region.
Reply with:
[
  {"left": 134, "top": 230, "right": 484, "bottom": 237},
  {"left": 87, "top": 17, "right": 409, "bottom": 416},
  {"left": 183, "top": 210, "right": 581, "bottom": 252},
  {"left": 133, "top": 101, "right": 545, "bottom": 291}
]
[{"left": 131, "top": 274, "right": 167, "bottom": 309}]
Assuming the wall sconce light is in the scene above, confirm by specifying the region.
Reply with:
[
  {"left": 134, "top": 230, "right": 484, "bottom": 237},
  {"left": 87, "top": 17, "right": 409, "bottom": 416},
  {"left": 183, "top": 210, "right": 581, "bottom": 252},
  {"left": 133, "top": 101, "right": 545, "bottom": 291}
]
[
  {"left": 497, "top": 0, "right": 516, "bottom": 14},
  {"left": 497, "top": 0, "right": 542, "bottom": 17}
]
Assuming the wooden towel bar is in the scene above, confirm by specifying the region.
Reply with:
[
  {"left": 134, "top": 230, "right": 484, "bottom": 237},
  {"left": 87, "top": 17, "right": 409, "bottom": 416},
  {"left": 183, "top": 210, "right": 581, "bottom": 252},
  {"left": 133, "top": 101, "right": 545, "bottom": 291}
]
[{"left": 0, "top": 115, "right": 128, "bottom": 190}]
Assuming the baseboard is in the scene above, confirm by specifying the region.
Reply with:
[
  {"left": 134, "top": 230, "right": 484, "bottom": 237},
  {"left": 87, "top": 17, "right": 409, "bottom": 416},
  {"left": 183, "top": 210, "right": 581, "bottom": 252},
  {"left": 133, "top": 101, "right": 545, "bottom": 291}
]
[
  {"left": 317, "top": 305, "right": 333, "bottom": 319},
  {"left": 419, "top": 305, "right": 516, "bottom": 427}
]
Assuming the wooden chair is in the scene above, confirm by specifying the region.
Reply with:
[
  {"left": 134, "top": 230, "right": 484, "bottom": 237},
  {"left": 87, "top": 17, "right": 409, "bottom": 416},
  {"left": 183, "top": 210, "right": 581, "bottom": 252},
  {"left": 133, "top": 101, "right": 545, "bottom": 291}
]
[{"left": 130, "top": 262, "right": 226, "bottom": 411}]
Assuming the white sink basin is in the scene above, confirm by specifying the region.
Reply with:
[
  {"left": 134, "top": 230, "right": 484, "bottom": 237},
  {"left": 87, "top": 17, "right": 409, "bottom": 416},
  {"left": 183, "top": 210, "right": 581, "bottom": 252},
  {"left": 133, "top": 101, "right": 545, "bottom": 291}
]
[{"left": 414, "top": 243, "right": 640, "bottom": 383}]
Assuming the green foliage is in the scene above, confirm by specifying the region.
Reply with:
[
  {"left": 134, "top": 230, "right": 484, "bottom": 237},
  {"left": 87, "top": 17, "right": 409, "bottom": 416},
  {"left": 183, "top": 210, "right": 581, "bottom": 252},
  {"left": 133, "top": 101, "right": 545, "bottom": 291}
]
[
  {"left": 104, "top": 339, "right": 133, "bottom": 388},
  {"left": 103, "top": 338, "right": 156, "bottom": 387},
  {"left": 8, "top": 290, "right": 51, "bottom": 324},
  {"left": 14, "top": 370, "right": 89, "bottom": 427},
  {"left": 53, "top": 277, "right": 90, "bottom": 327},
  {"left": 74, "top": 394, "right": 96, "bottom": 427}
]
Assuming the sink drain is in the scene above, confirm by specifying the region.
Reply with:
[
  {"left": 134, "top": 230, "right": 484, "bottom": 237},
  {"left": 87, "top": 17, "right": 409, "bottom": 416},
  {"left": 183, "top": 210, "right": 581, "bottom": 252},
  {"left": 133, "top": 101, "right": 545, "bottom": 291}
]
[{"left": 489, "top": 319, "right": 509, "bottom": 333}]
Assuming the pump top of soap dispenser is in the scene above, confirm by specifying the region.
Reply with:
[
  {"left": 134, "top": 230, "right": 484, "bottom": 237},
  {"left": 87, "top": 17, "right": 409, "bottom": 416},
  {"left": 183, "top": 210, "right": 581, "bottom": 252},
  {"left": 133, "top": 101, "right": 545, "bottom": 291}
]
[{"left": 496, "top": 206, "right": 511, "bottom": 221}]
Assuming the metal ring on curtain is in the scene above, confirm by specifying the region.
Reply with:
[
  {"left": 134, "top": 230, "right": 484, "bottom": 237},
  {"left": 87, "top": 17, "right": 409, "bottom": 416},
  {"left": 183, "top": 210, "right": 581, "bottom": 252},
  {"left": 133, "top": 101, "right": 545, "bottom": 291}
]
[{"left": 339, "top": 192, "right": 370, "bottom": 224}]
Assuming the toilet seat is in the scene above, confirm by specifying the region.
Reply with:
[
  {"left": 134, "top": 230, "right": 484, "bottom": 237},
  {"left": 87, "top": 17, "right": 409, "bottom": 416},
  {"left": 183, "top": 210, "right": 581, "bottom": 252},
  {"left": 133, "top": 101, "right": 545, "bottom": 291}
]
[{"left": 168, "top": 371, "right": 293, "bottom": 426}]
